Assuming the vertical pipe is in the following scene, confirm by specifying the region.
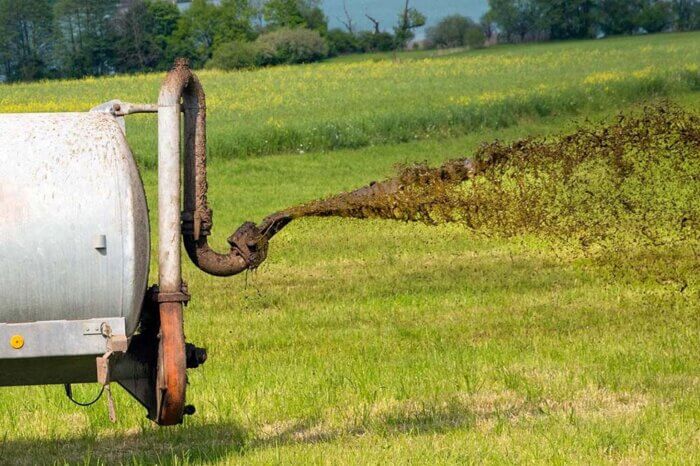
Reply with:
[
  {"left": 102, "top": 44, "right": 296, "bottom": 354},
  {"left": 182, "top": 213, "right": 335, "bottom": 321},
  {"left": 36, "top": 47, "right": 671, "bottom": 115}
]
[
  {"left": 156, "top": 61, "right": 190, "bottom": 425},
  {"left": 157, "top": 104, "right": 182, "bottom": 293}
]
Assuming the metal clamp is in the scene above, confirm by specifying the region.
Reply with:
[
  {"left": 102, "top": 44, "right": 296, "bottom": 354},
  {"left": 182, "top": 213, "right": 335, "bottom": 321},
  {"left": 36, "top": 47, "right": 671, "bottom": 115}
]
[
  {"left": 182, "top": 210, "right": 212, "bottom": 241},
  {"left": 149, "top": 283, "right": 191, "bottom": 305}
]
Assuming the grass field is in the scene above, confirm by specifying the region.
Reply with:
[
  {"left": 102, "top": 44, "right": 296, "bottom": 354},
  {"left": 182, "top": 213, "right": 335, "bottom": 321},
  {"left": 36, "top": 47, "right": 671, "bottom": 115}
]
[
  {"left": 0, "top": 33, "right": 699, "bottom": 465},
  {"left": 1, "top": 32, "right": 698, "bottom": 164}
]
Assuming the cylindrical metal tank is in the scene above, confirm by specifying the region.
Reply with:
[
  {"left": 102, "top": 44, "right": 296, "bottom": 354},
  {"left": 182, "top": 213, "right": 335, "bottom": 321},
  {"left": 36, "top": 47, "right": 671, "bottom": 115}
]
[{"left": 0, "top": 113, "right": 150, "bottom": 335}]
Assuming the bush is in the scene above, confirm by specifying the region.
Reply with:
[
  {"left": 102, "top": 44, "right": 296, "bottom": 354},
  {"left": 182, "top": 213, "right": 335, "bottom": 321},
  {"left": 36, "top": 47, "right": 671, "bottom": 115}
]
[
  {"left": 207, "top": 41, "right": 261, "bottom": 70},
  {"left": 256, "top": 27, "right": 328, "bottom": 65},
  {"left": 464, "top": 27, "right": 486, "bottom": 49},
  {"left": 206, "top": 27, "right": 329, "bottom": 70},
  {"left": 326, "top": 28, "right": 360, "bottom": 56},
  {"left": 357, "top": 31, "right": 395, "bottom": 52},
  {"left": 426, "top": 14, "right": 484, "bottom": 49}
]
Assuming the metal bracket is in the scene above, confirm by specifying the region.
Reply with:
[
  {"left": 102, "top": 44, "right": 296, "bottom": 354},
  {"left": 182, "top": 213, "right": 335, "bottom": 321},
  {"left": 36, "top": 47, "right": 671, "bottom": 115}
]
[
  {"left": 91, "top": 100, "right": 158, "bottom": 117},
  {"left": 90, "top": 100, "right": 159, "bottom": 134},
  {"left": 0, "top": 318, "right": 127, "bottom": 362},
  {"left": 96, "top": 351, "right": 117, "bottom": 422},
  {"left": 149, "top": 283, "right": 191, "bottom": 306},
  {"left": 182, "top": 209, "right": 213, "bottom": 242},
  {"left": 94, "top": 326, "right": 130, "bottom": 423}
]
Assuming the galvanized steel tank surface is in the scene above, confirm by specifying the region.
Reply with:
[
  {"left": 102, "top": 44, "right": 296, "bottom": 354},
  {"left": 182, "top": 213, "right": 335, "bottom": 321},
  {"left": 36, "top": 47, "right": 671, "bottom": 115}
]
[{"left": 0, "top": 113, "right": 150, "bottom": 335}]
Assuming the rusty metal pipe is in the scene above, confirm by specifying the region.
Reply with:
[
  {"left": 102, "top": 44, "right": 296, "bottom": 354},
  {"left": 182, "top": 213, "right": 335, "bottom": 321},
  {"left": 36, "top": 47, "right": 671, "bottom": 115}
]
[
  {"left": 158, "top": 59, "right": 249, "bottom": 277},
  {"left": 158, "top": 65, "right": 184, "bottom": 292}
]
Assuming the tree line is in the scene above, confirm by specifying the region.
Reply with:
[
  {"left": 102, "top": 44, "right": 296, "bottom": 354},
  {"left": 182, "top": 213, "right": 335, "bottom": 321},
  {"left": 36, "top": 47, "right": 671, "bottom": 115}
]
[
  {"left": 484, "top": 0, "right": 699, "bottom": 43},
  {"left": 0, "top": 0, "right": 429, "bottom": 81},
  {"left": 0, "top": 0, "right": 697, "bottom": 83}
]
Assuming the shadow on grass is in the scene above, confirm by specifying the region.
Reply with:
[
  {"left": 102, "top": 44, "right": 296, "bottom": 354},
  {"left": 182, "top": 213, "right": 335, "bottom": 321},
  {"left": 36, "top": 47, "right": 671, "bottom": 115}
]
[
  {"left": 0, "top": 422, "right": 247, "bottom": 465},
  {"left": 0, "top": 395, "right": 543, "bottom": 465}
]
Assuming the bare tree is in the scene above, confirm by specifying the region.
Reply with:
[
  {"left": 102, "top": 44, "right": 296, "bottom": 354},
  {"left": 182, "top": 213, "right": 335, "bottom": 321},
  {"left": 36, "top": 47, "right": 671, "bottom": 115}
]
[
  {"left": 365, "top": 13, "right": 380, "bottom": 34},
  {"left": 337, "top": 0, "right": 354, "bottom": 34}
]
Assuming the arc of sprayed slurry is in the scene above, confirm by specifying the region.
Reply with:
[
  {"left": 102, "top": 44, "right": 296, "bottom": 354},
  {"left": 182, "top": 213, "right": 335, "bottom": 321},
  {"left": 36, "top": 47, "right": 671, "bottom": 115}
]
[
  {"left": 240, "top": 103, "right": 700, "bottom": 269},
  {"left": 224, "top": 148, "right": 509, "bottom": 270},
  {"left": 258, "top": 159, "right": 479, "bottom": 226}
]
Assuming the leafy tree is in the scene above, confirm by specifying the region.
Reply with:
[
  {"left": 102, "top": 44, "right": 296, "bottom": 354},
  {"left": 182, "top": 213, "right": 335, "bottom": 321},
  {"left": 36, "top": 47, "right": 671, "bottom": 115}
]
[
  {"left": 217, "top": 0, "right": 258, "bottom": 42},
  {"left": 168, "top": 0, "right": 254, "bottom": 68},
  {"left": 0, "top": 0, "right": 54, "bottom": 81},
  {"left": 112, "top": 0, "right": 181, "bottom": 73},
  {"left": 485, "top": 0, "right": 692, "bottom": 41},
  {"left": 464, "top": 27, "right": 487, "bottom": 48},
  {"left": 486, "top": 0, "right": 545, "bottom": 42},
  {"left": 264, "top": 0, "right": 304, "bottom": 27},
  {"left": 535, "top": 0, "right": 597, "bottom": 39},
  {"left": 53, "top": 0, "right": 118, "bottom": 77},
  {"left": 167, "top": 0, "right": 216, "bottom": 65},
  {"left": 480, "top": 9, "right": 498, "bottom": 39},
  {"left": 149, "top": 0, "right": 180, "bottom": 38},
  {"left": 146, "top": 0, "right": 181, "bottom": 68},
  {"left": 112, "top": 0, "right": 157, "bottom": 72},
  {"left": 393, "top": 0, "right": 426, "bottom": 49},
  {"left": 486, "top": 0, "right": 517, "bottom": 40},
  {"left": 263, "top": 0, "right": 327, "bottom": 33},
  {"left": 426, "top": 14, "right": 484, "bottom": 48},
  {"left": 302, "top": 4, "right": 328, "bottom": 33},
  {"left": 598, "top": 0, "right": 644, "bottom": 35},
  {"left": 638, "top": 0, "right": 673, "bottom": 33},
  {"left": 671, "top": 0, "right": 699, "bottom": 30}
]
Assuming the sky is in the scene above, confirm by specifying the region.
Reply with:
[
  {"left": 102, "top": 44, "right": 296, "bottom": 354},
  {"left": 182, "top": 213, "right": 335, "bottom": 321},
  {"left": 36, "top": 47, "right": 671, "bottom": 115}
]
[
  {"left": 176, "top": 1, "right": 490, "bottom": 38},
  {"left": 323, "top": 0, "right": 489, "bottom": 36}
]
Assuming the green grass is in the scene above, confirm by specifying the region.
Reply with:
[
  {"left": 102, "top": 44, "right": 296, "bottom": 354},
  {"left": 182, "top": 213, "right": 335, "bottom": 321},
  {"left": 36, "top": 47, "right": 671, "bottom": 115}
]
[
  {"left": 0, "top": 32, "right": 698, "bottom": 164},
  {"left": 0, "top": 94, "right": 698, "bottom": 464},
  {"left": 324, "top": 46, "right": 472, "bottom": 63},
  {"left": 0, "top": 33, "right": 699, "bottom": 464}
]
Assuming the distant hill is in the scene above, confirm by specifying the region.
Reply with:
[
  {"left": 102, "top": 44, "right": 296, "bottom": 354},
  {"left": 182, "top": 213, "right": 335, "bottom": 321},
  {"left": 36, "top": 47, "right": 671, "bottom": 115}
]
[{"left": 323, "top": 0, "right": 489, "bottom": 38}]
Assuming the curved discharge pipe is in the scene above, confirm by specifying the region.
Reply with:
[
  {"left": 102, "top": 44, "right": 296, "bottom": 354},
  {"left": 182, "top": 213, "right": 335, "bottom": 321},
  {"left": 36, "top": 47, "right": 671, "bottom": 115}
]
[{"left": 159, "top": 59, "right": 272, "bottom": 277}]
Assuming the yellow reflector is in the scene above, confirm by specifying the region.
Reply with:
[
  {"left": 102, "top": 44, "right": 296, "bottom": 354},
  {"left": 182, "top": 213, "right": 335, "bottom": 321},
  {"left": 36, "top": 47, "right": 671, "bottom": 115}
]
[{"left": 10, "top": 335, "right": 24, "bottom": 349}]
